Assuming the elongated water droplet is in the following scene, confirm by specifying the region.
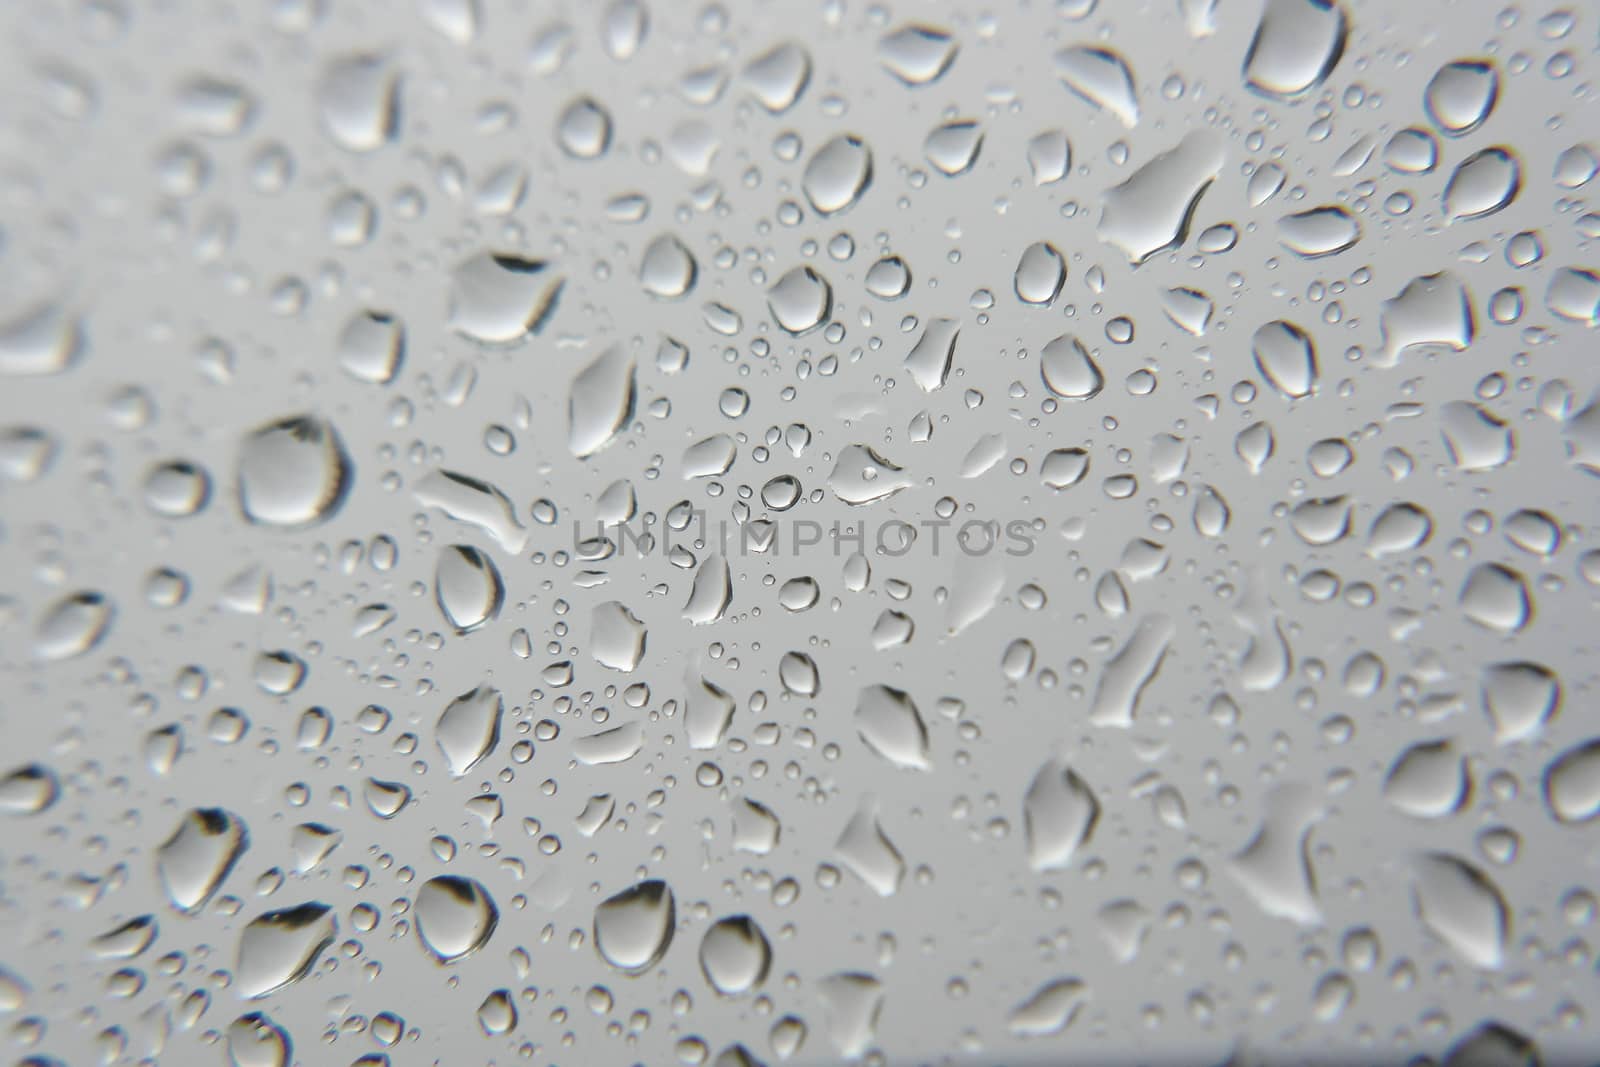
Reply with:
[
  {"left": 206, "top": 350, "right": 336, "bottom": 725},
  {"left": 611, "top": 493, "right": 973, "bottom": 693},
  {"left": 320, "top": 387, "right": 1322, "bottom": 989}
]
[
  {"left": 1412, "top": 852, "right": 1508, "bottom": 969},
  {"left": 158, "top": 809, "right": 248, "bottom": 913},
  {"left": 1055, "top": 46, "right": 1139, "bottom": 126},
  {"left": 1099, "top": 131, "right": 1223, "bottom": 265},
  {"left": 1008, "top": 978, "right": 1088, "bottom": 1037},
  {"left": 435, "top": 686, "right": 502, "bottom": 776},
  {"left": 236, "top": 903, "right": 336, "bottom": 998},
  {"left": 435, "top": 546, "right": 503, "bottom": 633},
  {"left": 1023, "top": 760, "right": 1099, "bottom": 871},
  {"left": 835, "top": 800, "right": 905, "bottom": 896},
  {"left": 569, "top": 345, "right": 637, "bottom": 458}
]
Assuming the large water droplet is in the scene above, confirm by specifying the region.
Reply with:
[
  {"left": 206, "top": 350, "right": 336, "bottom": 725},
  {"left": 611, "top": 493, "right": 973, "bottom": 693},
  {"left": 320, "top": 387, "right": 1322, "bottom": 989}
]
[
  {"left": 803, "top": 134, "right": 872, "bottom": 215},
  {"left": 1383, "top": 740, "right": 1470, "bottom": 818},
  {"left": 1099, "top": 131, "right": 1224, "bottom": 265},
  {"left": 236, "top": 903, "right": 336, "bottom": 998},
  {"left": 415, "top": 876, "right": 498, "bottom": 963},
  {"left": 1039, "top": 334, "right": 1103, "bottom": 399},
  {"left": 236, "top": 416, "right": 352, "bottom": 529},
  {"left": 435, "top": 685, "right": 502, "bottom": 776},
  {"left": 435, "top": 546, "right": 503, "bottom": 633},
  {"left": 158, "top": 808, "right": 248, "bottom": 913},
  {"left": 744, "top": 42, "right": 811, "bottom": 113},
  {"left": 1242, "top": 0, "right": 1348, "bottom": 100},
  {"left": 854, "top": 684, "right": 929, "bottom": 770},
  {"left": 923, "top": 120, "right": 983, "bottom": 176},
  {"left": 835, "top": 799, "right": 905, "bottom": 896},
  {"left": 640, "top": 234, "right": 698, "bottom": 300},
  {"left": 1055, "top": 46, "right": 1139, "bottom": 126},
  {"left": 591, "top": 600, "right": 647, "bottom": 671},
  {"left": 318, "top": 54, "right": 399, "bottom": 151},
  {"left": 1023, "top": 760, "right": 1099, "bottom": 871},
  {"left": 1008, "top": 977, "right": 1089, "bottom": 1037},
  {"left": 1544, "top": 738, "right": 1600, "bottom": 824},
  {"left": 556, "top": 96, "right": 613, "bottom": 158},
  {"left": 878, "top": 25, "right": 957, "bottom": 86},
  {"left": 1481, "top": 661, "right": 1559, "bottom": 743},
  {"left": 1277, "top": 206, "right": 1360, "bottom": 258},
  {"left": 1252, "top": 320, "right": 1317, "bottom": 399},
  {"left": 699, "top": 915, "right": 771, "bottom": 995},
  {"left": 767, "top": 266, "right": 831, "bottom": 335},
  {"left": 569, "top": 345, "right": 637, "bottom": 458},
  {"left": 448, "top": 252, "right": 563, "bottom": 344},
  {"left": 1425, "top": 59, "right": 1498, "bottom": 137},
  {"left": 34, "top": 591, "right": 114, "bottom": 660},
  {"left": 594, "top": 879, "right": 675, "bottom": 972},
  {"left": 1013, "top": 242, "right": 1065, "bottom": 305},
  {"left": 1444, "top": 147, "right": 1520, "bottom": 221},
  {"left": 1412, "top": 852, "right": 1508, "bottom": 969},
  {"left": 0, "top": 303, "right": 83, "bottom": 376}
]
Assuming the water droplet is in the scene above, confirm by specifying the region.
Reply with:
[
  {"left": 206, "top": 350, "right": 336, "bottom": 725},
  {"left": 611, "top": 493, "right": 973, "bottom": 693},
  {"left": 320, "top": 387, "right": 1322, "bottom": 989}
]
[
  {"left": 1412, "top": 852, "right": 1508, "bottom": 969},
  {"left": 854, "top": 684, "right": 929, "bottom": 770},
  {"left": 1278, "top": 206, "right": 1360, "bottom": 258},
  {"left": 236, "top": 416, "right": 352, "bottom": 529},
  {"left": 1242, "top": 0, "right": 1348, "bottom": 100},
  {"left": 1009, "top": 977, "right": 1088, "bottom": 1037},
  {"left": 595, "top": 880, "right": 675, "bottom": 972},
  {"left": 1425, "top": 59, "right": 1499, "bottom": 136},
  {"left": 34, "top": 591, "right": 114, "bottom": 660},
  {"left": 803, "top": 134, "right": 872, "bottom": 215},
  {"left": 591, "top": 600, "right": 647, "bottom": 671},
  {"left": 640, "top": 234, "right": 698, "bottom": 299},
  {"left": 569, "top": 345, "right": 637, "bottom": 458},
  {"left": 449, "top": 252, "right": 563, "bottom": 344},
  {"left": 1444, "top": 147, "right": 1520, "bottom": 221},
  {"left": 318, "top": 54, "right": 398, "bottom": 151},
  {"left": 835, "top": 799, "right": 905, "bottom": 896},
  {"left": 435, "top": 685, "right": 503, "bottom": 776},
  {"left": 1023, "top": 760, "right": 1099, "bottom": 871},
  {"left": 767, "top": 266, "right": 831, "bottom": 335},
  {"left": 700, "top": 916, "right": 771, "bottom": 995},
  {"left": 435, "top": 546, "right": 504, "bottom": 633},
  {"left": 879, "top": 25, "right": 957, "bottom": 86},
  {"left": 1384, "top": 740, "right": 1470, "bottom": 818},
  {"left": 556, "top": 96, "right": 613, "bottom": 159},
  {"left": 1037, "top": 335, "right": 1106, "bottom": 404},
  {"left": 1099, "top": 131, "right": 1224, "bottom": 264},
  {"left": 1014, "top": 242, "right": 1066, "bottom": 305},
  {"left": 158, "top": 809, "right": 248, "bottom": 913},
  {"left": 415, "top": 876, "right": 498, "bottom": 963},
  {"left": 923, "top": 120, "right": 983, "bottom": 176},
  {"left": 1055, "top": 46, "right": 1139, "bottom": 126},
  {"left": 236, "top": 903, "right": 336, "bottom": 998}
]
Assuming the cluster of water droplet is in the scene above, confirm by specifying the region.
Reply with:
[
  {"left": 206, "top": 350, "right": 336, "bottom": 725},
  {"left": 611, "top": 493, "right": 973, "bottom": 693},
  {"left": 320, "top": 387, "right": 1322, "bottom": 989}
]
[{"left": 2, "top": 0, "right": 1598, "bottom": 1063}]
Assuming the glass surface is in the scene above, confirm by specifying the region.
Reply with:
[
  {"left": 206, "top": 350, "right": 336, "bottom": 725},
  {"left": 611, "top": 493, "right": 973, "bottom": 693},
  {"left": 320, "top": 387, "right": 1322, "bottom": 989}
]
[{"left": 2, "top": 0, "right": 1598, "bottom": 1064}]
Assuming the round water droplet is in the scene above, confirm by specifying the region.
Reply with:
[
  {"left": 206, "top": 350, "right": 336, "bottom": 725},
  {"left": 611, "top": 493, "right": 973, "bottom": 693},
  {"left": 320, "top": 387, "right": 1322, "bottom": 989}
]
[
  {"left": 767, "top": 266, "right": 831, "bottom": 335},
  {"left": 699, "top": 915, "right": 772, "bottom": 995},
  {"left": 236, "top": 415, "right": 352, "bottom": 529},
  {"left": 556, "top": 96, "right": 613, "bottom": 159},
  {"left": 415, "top": 876, "right": 498, "bottom": 963}
]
